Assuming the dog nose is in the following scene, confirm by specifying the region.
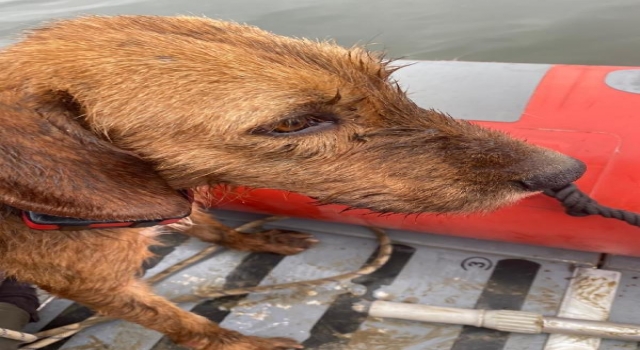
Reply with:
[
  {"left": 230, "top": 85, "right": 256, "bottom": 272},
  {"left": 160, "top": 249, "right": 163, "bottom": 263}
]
[{"left": 518, "top": 157, "right": 586, "bottom": 191}]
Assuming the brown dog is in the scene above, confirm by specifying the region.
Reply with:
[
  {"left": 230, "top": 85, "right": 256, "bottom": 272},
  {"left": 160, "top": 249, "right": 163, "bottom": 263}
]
[{"left": 0, "top": 16, "right": 585, "bottom": 349}]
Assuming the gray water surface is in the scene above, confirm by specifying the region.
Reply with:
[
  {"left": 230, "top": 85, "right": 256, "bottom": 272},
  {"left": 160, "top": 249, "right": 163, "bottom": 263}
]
[{"left": 1, "top": 0, "right": 639, "bottom": 66}]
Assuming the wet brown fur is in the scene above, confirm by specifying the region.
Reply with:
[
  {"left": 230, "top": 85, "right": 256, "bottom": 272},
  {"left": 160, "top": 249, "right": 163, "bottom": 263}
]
[{"left": 0, "top": 16, "right": 583, "bottom": 349}]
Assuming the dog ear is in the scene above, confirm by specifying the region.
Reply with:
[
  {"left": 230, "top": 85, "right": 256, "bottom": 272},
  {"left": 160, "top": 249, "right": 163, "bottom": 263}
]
[{"left": 0, "top": 94, "right": 192, "bottom": 221}]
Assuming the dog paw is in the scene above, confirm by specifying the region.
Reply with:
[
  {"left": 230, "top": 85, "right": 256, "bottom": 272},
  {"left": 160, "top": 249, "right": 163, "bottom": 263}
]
[{"left": 248, "top": 229, "right": 319, "bottom": 255}]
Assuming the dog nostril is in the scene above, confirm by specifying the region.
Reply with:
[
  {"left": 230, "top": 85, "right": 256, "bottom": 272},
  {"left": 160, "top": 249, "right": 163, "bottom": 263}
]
[{"left": 516, "top": 158, "right": 587, "bottom": 192}]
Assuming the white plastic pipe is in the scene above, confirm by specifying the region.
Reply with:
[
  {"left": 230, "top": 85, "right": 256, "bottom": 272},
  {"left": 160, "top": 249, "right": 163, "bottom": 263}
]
[{"left": 368, "top": 301, "right": 640, "bottom": 342}]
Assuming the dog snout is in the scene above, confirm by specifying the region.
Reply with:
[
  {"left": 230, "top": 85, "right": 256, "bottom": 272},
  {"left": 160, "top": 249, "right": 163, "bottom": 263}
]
[{"left": 516, "top": 156, "right": 586, "bottom": 192}]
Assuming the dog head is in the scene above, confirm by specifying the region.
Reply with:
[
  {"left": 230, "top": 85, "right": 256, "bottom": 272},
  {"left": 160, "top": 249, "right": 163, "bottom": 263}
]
[{"left": 0, "top": 16, "right": 585, "bottom": 219}]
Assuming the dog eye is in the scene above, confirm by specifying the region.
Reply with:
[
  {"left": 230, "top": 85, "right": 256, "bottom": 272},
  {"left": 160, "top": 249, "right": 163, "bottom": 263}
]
[
  {"left": 252, "top": 114, "right": 337, "bottom": 136},
  {"left": 274, "top": 118, "right": 308, "bottom": 133}
]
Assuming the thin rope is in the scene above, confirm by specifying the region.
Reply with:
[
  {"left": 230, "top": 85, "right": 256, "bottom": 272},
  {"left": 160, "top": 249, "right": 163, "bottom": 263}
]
[
  {"left": 544, "top": 183, "right": 640, "bottom": 227},
  {"left": 180, "top": 226, "right": 392, "bottom": 302},
  {"left": 0, "top": 327, "right": 37, "bottom": 343}
]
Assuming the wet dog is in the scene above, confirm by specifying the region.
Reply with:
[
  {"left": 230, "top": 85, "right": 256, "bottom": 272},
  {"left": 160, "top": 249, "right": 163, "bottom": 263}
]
[{"left": 0, "top": 16, "right": 585, "bottom": 349}]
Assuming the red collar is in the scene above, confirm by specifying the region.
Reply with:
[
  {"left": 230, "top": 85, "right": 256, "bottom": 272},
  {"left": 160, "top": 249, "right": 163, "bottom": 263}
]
[{"left": 21, "top": 190, "right": 194, "bottom": 231}]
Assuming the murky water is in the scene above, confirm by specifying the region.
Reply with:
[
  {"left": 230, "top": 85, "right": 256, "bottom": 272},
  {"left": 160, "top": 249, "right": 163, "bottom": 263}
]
[{"left": 1, "top": 0, "right": 640, "bottom": 66}]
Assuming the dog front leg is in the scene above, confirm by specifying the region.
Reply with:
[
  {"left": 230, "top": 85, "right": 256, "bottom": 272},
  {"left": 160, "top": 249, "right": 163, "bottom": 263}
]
[
  {"left": 177, "top": 205, "right": 318, "bottom": 255},
  {"left": 52, "top": 279, "right": 301, "bottom": 350}
]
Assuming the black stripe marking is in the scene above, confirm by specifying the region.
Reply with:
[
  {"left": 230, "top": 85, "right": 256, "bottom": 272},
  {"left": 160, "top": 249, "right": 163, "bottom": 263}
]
[
  {"left": 150, "top": 252, "right": 285, "bottom": 350},
  {"left": 39, "top": 233, "right": 189, "bottom": 350},
  {"left": 302, "top": 244, "right": 416, "bottom": 348},
  {"left": 450, "top": 259, "right": 541, "bottom": 350}
]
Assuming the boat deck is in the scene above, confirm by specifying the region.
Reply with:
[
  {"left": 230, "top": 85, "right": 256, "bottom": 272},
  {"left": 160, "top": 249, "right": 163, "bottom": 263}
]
[{"left": 27, "top": 209, "right": 640, "bottom": 350}]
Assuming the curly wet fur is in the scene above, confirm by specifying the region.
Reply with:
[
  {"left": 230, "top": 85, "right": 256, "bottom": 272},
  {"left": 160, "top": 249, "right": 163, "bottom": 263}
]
[{"left": 0, "top": 16, "right": 584, "bottom": 349}]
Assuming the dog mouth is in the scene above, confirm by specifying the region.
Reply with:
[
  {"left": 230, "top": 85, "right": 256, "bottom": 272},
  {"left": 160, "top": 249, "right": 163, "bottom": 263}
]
[
  {"left": 306, "top": 188, "right": 536, "bottom": 216},
  {"left": 286, "top": 155, "right": 586, "bottom": 216},
  {"left": 509, "top": 180, "right": 542, "bottom": 193}
]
